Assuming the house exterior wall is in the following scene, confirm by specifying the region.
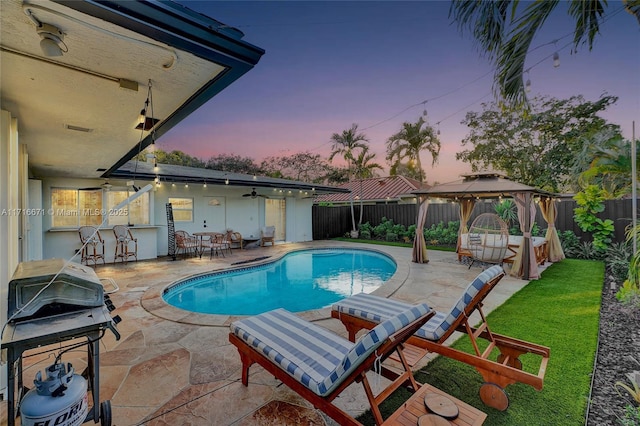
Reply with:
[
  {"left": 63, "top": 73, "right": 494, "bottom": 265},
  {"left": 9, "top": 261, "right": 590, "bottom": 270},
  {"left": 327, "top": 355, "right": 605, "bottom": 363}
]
[
  {"left": 0, "top": 109, "right": 21, "bottom": 395},
  {"left": 34, "top": 177, "right": 315, "bottom": 261},
  {"left": 41, "top": 177, "right": 158, "bottom": 262}
]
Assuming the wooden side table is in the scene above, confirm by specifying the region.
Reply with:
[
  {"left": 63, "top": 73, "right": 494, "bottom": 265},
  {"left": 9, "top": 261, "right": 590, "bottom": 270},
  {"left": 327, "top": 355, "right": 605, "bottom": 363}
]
[{"left": 382, "top": 383, "right": 487, "bottom": 426}]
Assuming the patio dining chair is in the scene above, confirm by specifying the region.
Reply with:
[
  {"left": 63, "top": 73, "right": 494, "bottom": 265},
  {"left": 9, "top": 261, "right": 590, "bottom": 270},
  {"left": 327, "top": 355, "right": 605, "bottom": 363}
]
[
  {"left": 113, "top": 225, "right": 137, "bottom": 263},
  {"left": 175, "top": 230, "right": 199, "bottom": 258},
  {"left": 200, "top": 233, "right": 227, "bottom": 259},
  {"left": 331, "top": 265, "right": 550, "bottom": 411},
  {"left": 78, "top": 226, "right": 106, "bottom": 266}
]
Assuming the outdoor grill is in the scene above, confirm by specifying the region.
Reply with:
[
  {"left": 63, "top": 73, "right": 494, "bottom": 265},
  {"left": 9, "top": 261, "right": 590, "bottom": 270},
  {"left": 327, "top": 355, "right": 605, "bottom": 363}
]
[
  {"left": 2, "top": 258, "right": 121, "bottom": 426},
  {"left": 7, "top": 259, "right": 105, "bottom": 322}
]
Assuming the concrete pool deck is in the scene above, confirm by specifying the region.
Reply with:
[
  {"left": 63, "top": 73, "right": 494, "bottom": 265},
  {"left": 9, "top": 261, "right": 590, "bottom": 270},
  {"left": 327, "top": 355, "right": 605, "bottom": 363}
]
[{"left": 1, "top": 241, "right": 534, "bottom": 425}]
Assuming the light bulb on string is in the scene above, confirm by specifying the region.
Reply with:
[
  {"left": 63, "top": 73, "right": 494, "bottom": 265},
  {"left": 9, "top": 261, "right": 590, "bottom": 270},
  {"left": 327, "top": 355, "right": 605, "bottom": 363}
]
[
  {"left": 436, "top": 122, "right": 441, "bottom": 136},
  {"left": 552, "top": 51, "right": 560, "bottom": 68},
  {"left": 525, "top": 72, "right": 532, "bottom": 93}
]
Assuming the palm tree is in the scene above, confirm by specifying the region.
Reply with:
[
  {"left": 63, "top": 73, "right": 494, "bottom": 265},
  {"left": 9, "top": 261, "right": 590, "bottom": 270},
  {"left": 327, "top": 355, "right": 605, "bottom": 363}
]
[
  {"left": 449, "top": 0, "right": 640, "bottom": 106},
  {"left": 329, "top": 124, "right": 369, "bottom": 235},
  {"left": 352, "top": 146, "right": 384, "bottom": 228},
  {"left": 328, "top": 124, "right": 369, "bottom": 181},
  {"left": 386, "top": 116, "right": 440, "bottom": 183}
]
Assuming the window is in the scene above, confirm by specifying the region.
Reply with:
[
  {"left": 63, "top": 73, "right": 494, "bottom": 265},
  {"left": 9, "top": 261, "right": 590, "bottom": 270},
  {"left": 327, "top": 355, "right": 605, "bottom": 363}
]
[
  {"left": 50, "top": 188, "right": 150, "bottom": 228},
  {"left": 169, "top": 197, "right": 193, "bottom": 222},
  {"left": 106, "top": 190, "right": 150, "bottom": 226},
  {"left": 51, "top": 188, "right": 103, "bottom": 227}
]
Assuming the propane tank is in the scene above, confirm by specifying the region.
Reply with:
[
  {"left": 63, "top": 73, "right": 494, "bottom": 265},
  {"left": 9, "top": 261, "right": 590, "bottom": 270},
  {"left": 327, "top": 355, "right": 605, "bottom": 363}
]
[{"left": 20, "top": 362, "right": 88, "bottom": 426}]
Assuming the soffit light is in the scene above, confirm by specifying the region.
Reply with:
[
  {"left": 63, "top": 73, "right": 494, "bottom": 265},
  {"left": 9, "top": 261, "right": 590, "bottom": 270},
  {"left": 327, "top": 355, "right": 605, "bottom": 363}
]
[{"left": 37, "top": 23, "right": 67, "bottom": 57}]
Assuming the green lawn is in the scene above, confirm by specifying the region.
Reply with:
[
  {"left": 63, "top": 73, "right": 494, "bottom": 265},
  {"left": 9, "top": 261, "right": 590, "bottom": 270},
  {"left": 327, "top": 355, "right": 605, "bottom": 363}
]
[{"left": 357, "top": 259, "right": 604, "bottom": 426}]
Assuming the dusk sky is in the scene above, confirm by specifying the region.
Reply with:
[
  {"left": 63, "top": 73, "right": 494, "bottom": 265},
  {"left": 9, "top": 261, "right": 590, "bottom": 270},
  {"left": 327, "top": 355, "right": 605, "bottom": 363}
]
[{"left": 159, "top": 1, "right": 640, "bottom": 184}]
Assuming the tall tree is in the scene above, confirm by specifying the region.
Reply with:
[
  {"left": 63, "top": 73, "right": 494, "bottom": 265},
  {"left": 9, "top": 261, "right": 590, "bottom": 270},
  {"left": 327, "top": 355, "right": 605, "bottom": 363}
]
[
  {"left": 205, "top": 154, "right": 259, "bottom": 175},
  {"left": 352, "top": 146, "right": 383, "bottom": 180},
  {"left": 386, "top": 116, "right": 440, "bottom": 183},
  {"left": 260, "top": 152, "right": 330, "bottom": 183},
  {"left": 388, "top": 161, "right": 422, "bottom": 181},
  {"left": 456, "top": 94, "right": 620, "bottom": 192},
  {"left": 329, "top": 124, "right": 369, "bottom": 235},
  {"left": 449, "top": 0, "right": 640, "bottom": 106},
  {"left": 139, "top": 148, "right": 205, "bottom": 168},
  {"left": 352, "top": 146, "right": 384, "bottom": 228},
  {"left": 328, "top": 124, "right": 369, "bottom": 181}
]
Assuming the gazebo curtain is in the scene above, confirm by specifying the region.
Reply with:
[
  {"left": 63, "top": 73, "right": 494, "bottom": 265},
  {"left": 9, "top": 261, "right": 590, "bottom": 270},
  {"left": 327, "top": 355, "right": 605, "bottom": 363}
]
[
  {"left": 511, "top": 193, "right": 539, "bottom": 279},
  {"left": 412, "top": 199, "right": 429, "bottom": 263},
  {"left": 540, "top": 197, "right": 565, "bottom": 263},
  {"left": 456, "top": 198, "right": 476, "bottom": 253}
]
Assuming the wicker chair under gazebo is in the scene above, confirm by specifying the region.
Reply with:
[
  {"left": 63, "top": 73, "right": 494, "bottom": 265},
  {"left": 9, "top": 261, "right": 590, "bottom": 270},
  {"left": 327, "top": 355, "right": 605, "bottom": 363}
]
[{"left": 466, "top": 213, "right": 509, "bottom": 268}]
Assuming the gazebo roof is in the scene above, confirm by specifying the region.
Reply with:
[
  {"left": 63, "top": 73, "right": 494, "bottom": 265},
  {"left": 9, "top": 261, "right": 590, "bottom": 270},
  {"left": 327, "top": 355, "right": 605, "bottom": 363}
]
[{"left": 413, "top": 172, "right": 555, "bottom": 199}]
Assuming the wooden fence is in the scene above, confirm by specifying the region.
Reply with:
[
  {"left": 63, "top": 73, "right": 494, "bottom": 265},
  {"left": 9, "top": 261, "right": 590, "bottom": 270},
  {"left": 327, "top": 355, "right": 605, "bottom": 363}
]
[{"left": 312, "top": 199, "right": 638, "bottom": 244}]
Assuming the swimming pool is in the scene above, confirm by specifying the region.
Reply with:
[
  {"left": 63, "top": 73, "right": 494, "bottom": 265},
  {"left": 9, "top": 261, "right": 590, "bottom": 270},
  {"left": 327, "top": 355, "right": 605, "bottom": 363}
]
[{"left": 163, "top": 248, "right": 397, "bottom": 315}]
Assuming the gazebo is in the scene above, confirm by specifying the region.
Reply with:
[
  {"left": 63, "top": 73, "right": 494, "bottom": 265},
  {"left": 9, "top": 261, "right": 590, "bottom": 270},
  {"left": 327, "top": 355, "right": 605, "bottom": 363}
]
[{"left": 412, "top": 172, "right": 565, "bottom": 280}]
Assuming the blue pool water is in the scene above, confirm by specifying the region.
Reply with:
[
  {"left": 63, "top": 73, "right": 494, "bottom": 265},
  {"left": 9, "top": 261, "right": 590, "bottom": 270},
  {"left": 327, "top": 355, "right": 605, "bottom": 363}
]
[{"left": 163, "top": 248, "right": 396, "bottom": 315}]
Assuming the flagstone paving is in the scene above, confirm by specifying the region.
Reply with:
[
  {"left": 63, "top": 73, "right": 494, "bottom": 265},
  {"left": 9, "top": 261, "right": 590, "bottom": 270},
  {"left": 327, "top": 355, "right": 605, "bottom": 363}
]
[{"left": 0, "top": 241, "right": 532, "bottom": 425}]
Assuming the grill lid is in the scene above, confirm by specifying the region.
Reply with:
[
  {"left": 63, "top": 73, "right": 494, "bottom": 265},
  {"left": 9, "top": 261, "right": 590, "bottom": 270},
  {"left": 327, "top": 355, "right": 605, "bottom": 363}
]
[{"left": 8, "top": 259, "right": 104, "bottom": 322}]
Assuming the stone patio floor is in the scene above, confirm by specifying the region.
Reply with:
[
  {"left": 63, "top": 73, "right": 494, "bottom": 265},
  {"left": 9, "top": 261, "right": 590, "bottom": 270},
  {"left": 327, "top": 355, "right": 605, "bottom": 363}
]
[{"left": 0, "top": 241, "right": 533, "bottom": 425}]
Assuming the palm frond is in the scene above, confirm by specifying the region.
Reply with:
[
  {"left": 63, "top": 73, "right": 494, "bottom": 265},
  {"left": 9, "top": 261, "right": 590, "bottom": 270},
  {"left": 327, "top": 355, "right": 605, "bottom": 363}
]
[{"left": 568, "top": 0, "right": 606, "bottom": 50}]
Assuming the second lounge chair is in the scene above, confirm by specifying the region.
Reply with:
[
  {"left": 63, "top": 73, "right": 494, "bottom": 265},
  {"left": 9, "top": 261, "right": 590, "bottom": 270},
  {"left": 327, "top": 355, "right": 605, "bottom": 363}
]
[{"left": 331, "top": 265, "right": 550, "bottom": 411}]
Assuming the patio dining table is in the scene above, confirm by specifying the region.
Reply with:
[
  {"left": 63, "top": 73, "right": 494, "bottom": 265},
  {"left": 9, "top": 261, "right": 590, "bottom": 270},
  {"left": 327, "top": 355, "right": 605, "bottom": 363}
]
[{"left": 193, "top": 231, "right": 223, "bottom": 258}]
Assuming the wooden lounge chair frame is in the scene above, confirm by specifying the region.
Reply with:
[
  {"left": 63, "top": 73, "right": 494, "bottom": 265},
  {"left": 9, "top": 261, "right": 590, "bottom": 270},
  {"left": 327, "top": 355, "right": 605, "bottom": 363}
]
[
  {"left": 331, "top": 268, "right": 550, "bottom": 411},
  {"left": 229, "top": 307, "right": 435, "bottom": 426}
]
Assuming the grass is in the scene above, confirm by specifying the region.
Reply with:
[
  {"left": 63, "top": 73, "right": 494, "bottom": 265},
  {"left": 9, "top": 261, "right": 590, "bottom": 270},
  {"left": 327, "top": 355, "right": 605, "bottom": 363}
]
[{"left": 356, "top": 258, "right": 604, "bottom": 426}]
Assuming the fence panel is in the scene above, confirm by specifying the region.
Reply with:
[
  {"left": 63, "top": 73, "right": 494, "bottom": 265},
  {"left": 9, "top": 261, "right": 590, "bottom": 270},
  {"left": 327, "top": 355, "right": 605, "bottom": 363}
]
[{"left": 312, "top": 198, "right": 640, "bottom": 244}]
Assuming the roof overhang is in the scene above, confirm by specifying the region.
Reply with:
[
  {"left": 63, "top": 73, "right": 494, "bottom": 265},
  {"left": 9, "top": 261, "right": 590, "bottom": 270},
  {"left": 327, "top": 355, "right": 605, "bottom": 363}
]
[
  {"left": 110, "top": 161, "right": 351, "bottom": 195},
  {"left": 1, "top": 0, "right": 265, "bottom": 179}
]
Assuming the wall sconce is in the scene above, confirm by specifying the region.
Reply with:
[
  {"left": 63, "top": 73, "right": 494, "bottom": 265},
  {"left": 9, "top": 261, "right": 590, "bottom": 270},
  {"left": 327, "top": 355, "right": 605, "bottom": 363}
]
[{"left": 37, "top": 23, "right": 67, "bottom": 57}]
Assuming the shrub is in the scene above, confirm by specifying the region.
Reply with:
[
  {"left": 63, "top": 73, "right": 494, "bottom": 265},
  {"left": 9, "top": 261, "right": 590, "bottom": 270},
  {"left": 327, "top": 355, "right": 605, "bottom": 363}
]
[
  {"left": 494, "top": 199, "right": 518, "bottom": 228},
  {"left": 574, "top": 185, "right": 615, "bottom": 253},
  {"left": 574, "top": 241, "right": 604, "bottom": 260},
  {"left": 385, "top": 232, "right": 398, "bottom": 242},
  {"left": 559, "top": 230, "right": 582, "bottom": 258},
  {"left": 360, "top": 230, "right": 371, "bottom": 240},
  {"left": 606, "top": 241, "right": 632, "bottom": 284},
  {"left": 616, "top": 280, "right": 640, "bottom": 308},
  {"left": 423, "top": 221, "right": 459, "bottom": 246}
]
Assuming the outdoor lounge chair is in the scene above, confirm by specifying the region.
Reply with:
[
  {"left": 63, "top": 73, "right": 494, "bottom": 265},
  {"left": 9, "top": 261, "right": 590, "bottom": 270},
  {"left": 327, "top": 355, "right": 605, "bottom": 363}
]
[
  {"left": 229, "top": 304, "right": 435, "bottom": 426},
  {"left": 331, "top": 265, "right": 550, "bottom": 411}
]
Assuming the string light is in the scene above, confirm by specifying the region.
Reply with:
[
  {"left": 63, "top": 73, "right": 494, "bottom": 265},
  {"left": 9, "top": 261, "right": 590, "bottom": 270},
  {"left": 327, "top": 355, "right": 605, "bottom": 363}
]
[
  {"left": 225, "top": 178, "right": 229, "bottom": 185},
  {"left": 552, "top": 51, "right": 560, "bottom": 68},
  {"left": 525, "top": 71, "right": 532, "bottom": 93}
]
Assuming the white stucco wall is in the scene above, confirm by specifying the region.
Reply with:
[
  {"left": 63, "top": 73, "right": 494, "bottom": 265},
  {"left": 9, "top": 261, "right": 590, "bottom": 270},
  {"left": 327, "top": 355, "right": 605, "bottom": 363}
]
[
  {"left": 41, "top": 177, "right": 158, "bottom": 262},
  {"left": 33, "top": 178, "right": 315, "bottom": 261},
  {"left": 0, "top": 109, "right": 21, "bottom": 396}
]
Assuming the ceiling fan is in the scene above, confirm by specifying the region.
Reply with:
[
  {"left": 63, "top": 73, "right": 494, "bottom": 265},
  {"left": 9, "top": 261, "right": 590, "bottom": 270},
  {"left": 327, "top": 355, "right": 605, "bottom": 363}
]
[
  {"left": 242, "top": 188, "right": 268, "bottom": 199},
  {"left": 80, "top": 180, "right": 112, "bottom": 191}
]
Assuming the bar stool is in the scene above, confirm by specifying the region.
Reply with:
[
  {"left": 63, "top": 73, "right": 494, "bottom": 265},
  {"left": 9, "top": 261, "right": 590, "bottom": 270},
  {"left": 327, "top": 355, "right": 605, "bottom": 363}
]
[
  {"left": 113, "top": 225, "right": 137, "bottom": 263},
  {"left": 78, "top": 226, "right": 105, "bottom": 266}
]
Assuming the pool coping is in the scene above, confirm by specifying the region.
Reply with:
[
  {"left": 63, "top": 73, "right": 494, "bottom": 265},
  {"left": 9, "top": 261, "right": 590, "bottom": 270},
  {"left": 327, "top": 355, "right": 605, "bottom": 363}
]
[{"left": 140, "top": 245, "right": 411, "bottom": 327}]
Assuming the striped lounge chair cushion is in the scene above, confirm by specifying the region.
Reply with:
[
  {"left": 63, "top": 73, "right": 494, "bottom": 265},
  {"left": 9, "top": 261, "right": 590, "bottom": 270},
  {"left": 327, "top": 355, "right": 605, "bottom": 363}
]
[
  {"left": 230, "top": 303, "right": 431, "bottom": 397},
  {"left": 332, "top": 265, "right": 504, "bottom": 342}
]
